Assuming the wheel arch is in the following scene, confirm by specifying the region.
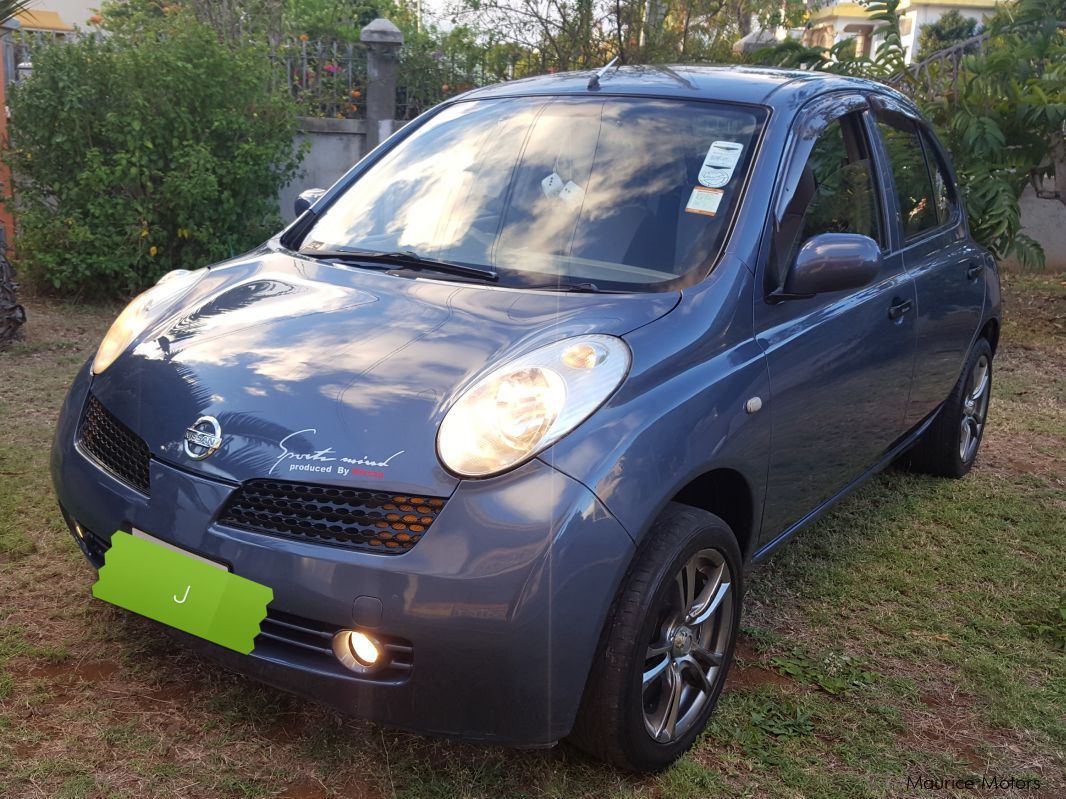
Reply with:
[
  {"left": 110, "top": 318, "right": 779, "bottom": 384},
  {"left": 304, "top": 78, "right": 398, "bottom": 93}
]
[
  {"left": 669, "top": 467, "right": 756, "bottom": 560},
  {"left": 622, "top": 466, "right": 759, "bottom": 562},
  {"left": 980, "top": 317, "right": 1000, "bottom": 355}
]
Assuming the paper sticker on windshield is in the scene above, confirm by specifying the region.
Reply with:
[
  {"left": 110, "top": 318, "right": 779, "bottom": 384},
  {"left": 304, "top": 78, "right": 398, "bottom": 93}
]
[
  {"left": 686, "top": 187, "right": 723, "bottom": 217},
  {"left": 698, "top": 141, "right": 744, "bottom": 188}
]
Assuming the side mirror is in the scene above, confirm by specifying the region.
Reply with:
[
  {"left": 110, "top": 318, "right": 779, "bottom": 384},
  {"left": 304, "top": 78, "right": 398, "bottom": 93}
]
[
  {"left": 294, "top": 188, "right": 326, "bottom": 217},
  {"left": 782, "top": 233, "right": 881, "bottom": 298}
]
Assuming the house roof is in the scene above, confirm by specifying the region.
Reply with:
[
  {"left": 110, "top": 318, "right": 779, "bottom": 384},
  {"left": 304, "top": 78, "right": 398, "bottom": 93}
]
[
  {"left": 14, "top": 10, "right": 75, "bottom": 33},
  {"left": 811, "top": 0, "right": 998, "bottom": 23}
]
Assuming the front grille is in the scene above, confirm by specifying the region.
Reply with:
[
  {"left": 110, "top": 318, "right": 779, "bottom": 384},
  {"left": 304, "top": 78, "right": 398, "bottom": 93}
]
[
  {"left": 78, "top": 395, "right": 151, "bottom": 494},
  {"left": 218, "top": 479, "right": 445, "bottom": 555},
  {"left": 258, "top": 609, "right": 413, "bottom": 681}
]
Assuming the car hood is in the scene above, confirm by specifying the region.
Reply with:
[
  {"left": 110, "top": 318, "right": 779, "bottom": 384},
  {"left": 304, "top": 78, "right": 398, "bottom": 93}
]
[{"left": 90, "top": 251, "right": 679, "bottom": 497}]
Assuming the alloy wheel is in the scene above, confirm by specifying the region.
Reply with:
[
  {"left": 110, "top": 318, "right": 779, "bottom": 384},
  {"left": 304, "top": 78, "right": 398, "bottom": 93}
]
[
  {"left": 959, "top": 353, "right": 991, "bottom": 464},
  {"left": 642, "top": 548, "right": 735, "bottom": 744}
]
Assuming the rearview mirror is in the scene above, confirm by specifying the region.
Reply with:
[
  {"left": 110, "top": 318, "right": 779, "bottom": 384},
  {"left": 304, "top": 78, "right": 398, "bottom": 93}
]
[
  {"left": 294, "top": 188, "right": 326, "bottom": 217},
  {"left": 783, "top": 233, "right": 881, "bottom": 297}
]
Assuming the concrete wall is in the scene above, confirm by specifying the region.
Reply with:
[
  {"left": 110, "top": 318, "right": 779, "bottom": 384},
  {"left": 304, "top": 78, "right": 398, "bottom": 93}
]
[
  {"left": 278, "top": 117, "right": 368, "bottom": 222},
  {"left": 1010, "top": 186, "right": 1066, "bottom": 271}
]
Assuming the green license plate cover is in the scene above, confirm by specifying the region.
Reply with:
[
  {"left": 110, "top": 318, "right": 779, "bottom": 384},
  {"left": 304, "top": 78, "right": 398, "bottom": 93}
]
[{"left": 92, "top": 531, "right": 273, "bottom": 654}]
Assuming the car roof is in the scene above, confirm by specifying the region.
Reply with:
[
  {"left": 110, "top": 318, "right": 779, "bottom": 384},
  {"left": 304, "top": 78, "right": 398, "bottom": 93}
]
[{"left": 460, "top": 64, "right": 912, "bottom": 114}]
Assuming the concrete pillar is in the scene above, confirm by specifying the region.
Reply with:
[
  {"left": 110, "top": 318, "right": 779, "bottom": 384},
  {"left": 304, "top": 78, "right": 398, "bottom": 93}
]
[{"left": 361, "top": 18, "right": 403, "bottom": 152}]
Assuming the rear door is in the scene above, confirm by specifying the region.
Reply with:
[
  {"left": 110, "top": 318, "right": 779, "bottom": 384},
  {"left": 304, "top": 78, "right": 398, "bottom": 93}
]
[
  {"left": 869, "top": 98, "right": 986, "bottom": 429},
  {"left": 754, "top": 95, "right": 917, "bottom": 547}
]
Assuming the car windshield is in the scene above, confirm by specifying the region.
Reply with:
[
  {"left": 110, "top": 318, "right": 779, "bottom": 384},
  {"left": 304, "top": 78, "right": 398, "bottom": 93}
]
[{"left": 301, "top": 95, "right": 766, "bottom": 292}]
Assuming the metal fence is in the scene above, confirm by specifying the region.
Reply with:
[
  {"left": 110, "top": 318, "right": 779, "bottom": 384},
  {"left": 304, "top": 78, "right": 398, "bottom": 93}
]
[
  {"left": 887, "top": 32, "right": 989, "bottom": 99},
  {"left": 269, "top": 38, "right": 369, "bottom": 119}
]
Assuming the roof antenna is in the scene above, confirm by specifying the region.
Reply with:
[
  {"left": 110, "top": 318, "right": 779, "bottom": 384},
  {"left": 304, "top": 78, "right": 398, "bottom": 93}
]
[{"left": 587, "top": 56, "right": 620, "bottom": 91}]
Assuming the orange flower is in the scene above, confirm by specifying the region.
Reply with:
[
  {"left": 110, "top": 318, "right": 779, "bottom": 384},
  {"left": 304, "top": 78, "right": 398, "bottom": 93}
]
[
  {"left": 88, "top": 14, "right": 103, "bottom": 25},
  {"left": 350, "top": 89, "right": 361, "bottom": 98},
  {"left": 299, "top": 33, "right": 309, "bottom": 42}
]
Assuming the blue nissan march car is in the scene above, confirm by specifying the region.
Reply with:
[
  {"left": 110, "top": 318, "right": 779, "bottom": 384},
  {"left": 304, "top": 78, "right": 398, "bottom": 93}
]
[{"left": 52, "top": 65, "right": 1000, "bottom": 771}]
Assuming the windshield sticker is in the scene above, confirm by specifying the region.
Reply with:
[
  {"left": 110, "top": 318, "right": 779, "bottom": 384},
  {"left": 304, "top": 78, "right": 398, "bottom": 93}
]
[
  {"left": 685, "top": 187, "right": 724, "bottom": 217},
  {"left": 698, "top": 141, "right": 744, "bottom": 188},
  {"left": 270, "top": 428, "right": 404, "bottom": 480},
  {"left": 558, "top": 180, "right": 585, "bottom": 209},
  {"left": 541, "top": 172, "right": 565, "bottom": 198}
]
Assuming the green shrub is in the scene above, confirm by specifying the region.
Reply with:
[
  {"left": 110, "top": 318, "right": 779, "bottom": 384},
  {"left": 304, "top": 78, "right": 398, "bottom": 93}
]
[{"left": 6, "top": 14, "right": 304, "bottom": 298}]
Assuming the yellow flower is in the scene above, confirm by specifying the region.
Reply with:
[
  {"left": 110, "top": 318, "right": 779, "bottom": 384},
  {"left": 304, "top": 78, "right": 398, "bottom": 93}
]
[
  {"left": 149, "top": 246, "right": 158, "bottom": 257},
  {"left": 140, "top": 228, "right": 149, "bottom": 238}
]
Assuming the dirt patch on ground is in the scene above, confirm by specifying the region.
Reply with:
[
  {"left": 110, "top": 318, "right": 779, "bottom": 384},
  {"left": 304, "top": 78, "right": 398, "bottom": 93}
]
[
  {"left": 980, "top": 427, "right": 1066, "bottom": 482},
  {"left": 896, "top": 696, "right": 1058, "bottom": 795},
  {"left": 28, "top": 657, "right": 120, "bottom": 682},
  {"left": 726, "top": 636, "right": 798, "bottom": 692},
  {"left": 278, "top": 776, "right": 330, "bottom": 799}
]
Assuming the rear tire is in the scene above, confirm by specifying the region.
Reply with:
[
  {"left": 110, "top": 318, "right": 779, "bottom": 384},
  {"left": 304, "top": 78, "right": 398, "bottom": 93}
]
[
  {"left": 569, "top": 503, "right": 743, "bottom": 772},
  {"left": 903, "top": 338, "right": 993, "bottom": 479}
]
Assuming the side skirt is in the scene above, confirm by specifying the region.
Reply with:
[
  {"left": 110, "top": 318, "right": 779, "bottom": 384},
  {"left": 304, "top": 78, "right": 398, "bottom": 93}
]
[{"left": 750, "top": 406, "right": 941, "bottom": 563}]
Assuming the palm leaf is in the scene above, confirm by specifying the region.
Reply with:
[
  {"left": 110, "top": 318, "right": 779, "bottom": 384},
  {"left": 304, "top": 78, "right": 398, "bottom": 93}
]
[{"left": 1, "top": 1, "right": 35, "bottom": 25}]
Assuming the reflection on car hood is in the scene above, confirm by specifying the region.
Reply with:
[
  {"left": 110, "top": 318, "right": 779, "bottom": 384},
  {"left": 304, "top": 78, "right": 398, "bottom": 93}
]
[{"left": 90, "top": 250, "right": 679, "bottom": 496}]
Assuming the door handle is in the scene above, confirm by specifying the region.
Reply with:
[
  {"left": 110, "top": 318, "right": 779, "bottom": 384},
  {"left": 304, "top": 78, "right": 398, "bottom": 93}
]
[
  {"left": 966, "top": 261, "right": 986, "bottom": 280},
  {"left": 888, "top": 298, "right": 913, "bottom": 321}
]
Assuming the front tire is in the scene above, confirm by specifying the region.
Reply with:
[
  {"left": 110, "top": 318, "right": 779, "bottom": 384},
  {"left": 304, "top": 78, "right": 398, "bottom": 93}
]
[
  {"left": 569, "top": 504, "right": 743, "bottom": 772},
  {"left": 903, "top": 338, "right": 993, "bottom": 478}
]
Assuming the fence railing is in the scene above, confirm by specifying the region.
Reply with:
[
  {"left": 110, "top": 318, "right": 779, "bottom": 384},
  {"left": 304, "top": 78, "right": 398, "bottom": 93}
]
[
  {"left": 887, "top": 32, "right": 989, "bottom": 98},
  {"left": 270, "top": 38, "right": 369, "bottom": 120},
  {"left": 889, "top": 23, "right": 1066, "bottom": 99}
]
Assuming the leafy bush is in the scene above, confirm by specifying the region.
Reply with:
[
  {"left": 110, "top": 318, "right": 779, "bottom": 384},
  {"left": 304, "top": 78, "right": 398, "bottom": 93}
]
[
  {"left": 6, "top": 13, "right": 304, "bottom": 298},
  {"left": 920, "top": 1, "right": 1066, "bottom": 269}
]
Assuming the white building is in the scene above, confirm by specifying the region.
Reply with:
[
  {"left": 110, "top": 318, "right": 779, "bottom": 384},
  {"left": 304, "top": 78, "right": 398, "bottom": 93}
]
[{"left": 803, "top": 0, "right": 996, "bottom": 63}]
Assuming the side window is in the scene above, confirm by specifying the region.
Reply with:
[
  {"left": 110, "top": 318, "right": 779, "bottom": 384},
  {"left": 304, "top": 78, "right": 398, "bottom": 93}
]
[
  {"left": 799, "top": 117, "right": 883, "bottom": 246},
  {"left": 877, "top": 119, "right": 938, "bottom": 238},
  {"left": 921, "top": 131, "right": 958, "bottom": 225},
  {"left": 772, "top": 112, "right": 883, "bottom": 288}
]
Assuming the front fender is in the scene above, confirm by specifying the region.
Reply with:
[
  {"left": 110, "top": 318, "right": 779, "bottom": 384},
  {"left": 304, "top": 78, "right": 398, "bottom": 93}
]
[{"left": 541, "top": 257, "right": 770, "bottom": 555}]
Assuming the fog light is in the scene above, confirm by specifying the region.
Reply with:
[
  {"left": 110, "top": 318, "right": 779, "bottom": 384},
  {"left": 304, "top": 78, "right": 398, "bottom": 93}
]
[
  {"left": 332, "top": 629, "right": 384, "bottom": 673},
  {"left": 349, "top": 631, "right": 379, "bottom": 665}
]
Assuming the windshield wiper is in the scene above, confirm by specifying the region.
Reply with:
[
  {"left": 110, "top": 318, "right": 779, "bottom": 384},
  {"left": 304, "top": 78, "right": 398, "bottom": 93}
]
[
  {"left": 521, "top": 281, "right": 603, "bottom": 293},
  {"left": 302, "top": 247, "right": 498, "bottom": 282}
]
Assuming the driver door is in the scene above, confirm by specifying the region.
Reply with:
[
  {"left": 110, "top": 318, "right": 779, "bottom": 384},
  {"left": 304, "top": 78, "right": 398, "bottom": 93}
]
[{"left": 754, "top": 95, "right": 917, "bottom": 550}]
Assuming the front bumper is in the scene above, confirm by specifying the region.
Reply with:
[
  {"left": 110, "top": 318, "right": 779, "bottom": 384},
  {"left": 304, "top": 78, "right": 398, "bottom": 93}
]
[{"left": 51, "top": 362, "right": 635, "bottom": 745}]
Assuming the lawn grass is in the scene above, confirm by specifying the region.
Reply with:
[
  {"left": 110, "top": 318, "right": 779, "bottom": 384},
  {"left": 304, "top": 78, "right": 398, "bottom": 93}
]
[{"left": 0, "top": 274, "right": 1063, "bottom": 798}]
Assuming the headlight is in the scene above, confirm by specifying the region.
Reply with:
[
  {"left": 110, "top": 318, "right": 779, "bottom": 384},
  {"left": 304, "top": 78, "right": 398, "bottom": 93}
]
[
  {"left": 91, "top": 269, "right": 206, "bottom": 375},
  {"left": 437, "top": 335, "right": 630, "bottom": 477}
]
